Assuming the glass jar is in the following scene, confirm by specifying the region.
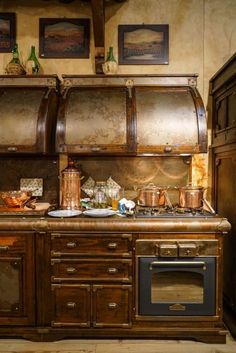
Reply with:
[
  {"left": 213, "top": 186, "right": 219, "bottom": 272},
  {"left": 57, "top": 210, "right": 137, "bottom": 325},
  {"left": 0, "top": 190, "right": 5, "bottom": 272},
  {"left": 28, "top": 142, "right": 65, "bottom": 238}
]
[{"left": 93, "top": 181, "right": 108, "bottom": 208}]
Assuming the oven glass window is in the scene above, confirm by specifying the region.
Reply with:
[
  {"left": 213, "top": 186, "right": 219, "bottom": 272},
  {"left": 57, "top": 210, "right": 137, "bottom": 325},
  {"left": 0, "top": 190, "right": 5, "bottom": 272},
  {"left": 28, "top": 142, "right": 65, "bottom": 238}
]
[{"left": 151, "top": 271, "right": 204, "bottom": 303}]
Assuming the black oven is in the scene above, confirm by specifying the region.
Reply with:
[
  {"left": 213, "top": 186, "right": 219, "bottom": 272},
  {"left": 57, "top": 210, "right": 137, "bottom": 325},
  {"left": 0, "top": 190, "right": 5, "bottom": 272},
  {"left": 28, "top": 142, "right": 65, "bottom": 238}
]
[{"left": 136, "top": 240, "right": 217, "bottom": 317}]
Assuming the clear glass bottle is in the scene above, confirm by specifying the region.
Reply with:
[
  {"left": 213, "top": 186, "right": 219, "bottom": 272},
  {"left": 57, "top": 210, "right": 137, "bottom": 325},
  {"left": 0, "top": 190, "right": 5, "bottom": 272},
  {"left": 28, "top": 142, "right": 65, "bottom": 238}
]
[
  {"left": 93, "top": 181, "right": 108, "bottom": 208},
  {"left": 26, "top": 46, "right": 40, "bottom": 74}
]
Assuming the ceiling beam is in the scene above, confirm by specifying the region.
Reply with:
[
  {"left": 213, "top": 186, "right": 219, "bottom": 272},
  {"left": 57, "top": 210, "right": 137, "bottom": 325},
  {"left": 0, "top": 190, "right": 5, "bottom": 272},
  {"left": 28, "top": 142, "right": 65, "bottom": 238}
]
[{"left": 91, "top": 0, "right": 105, "bottom": 73}]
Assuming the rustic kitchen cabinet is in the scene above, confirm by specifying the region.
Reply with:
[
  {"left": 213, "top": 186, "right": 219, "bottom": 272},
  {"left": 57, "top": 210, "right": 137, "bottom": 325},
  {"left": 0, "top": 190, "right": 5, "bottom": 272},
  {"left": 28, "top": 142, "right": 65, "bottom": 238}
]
[
  {"left": 50, "top": 232, "right": 133, "bottom": 328},
  {"left": 0, "top": 75, "right": 59, "bottom": 154},
  {"left": 209, "top": 53, "right": 236, "bottom": 338},
  {"left": 0, "top": 231, "right": 35, "bottom": 325},
  {"left": 56, "top": 75, "right": 207, "bottom": 155},
  {"left": 0, "top": 218, "right": 231, "bottom": 343}
]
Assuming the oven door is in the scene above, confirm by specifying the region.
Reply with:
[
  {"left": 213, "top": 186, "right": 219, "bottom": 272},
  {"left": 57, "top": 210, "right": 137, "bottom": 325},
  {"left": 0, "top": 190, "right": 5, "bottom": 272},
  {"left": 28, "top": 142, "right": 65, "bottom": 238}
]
[{"left": 138, "top": 257, "right": 216, "bottom": 316}]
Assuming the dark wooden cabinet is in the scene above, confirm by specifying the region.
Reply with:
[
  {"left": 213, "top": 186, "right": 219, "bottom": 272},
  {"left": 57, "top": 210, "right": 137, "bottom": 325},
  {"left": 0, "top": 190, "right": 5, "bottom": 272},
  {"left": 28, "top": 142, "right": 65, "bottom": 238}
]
[
  {"left": 209, "top": 53, "right": 236, "bottom": 338},
  {"left": 0, "top": 75, "right": 59, "bottom": 154},
  {"left": 50, "top": 232, "right": 133, "bottom": 328},
  {"left": 56, "top": 75, "right": 207, "bottom": 155},
  {"left": 0, "top": 232, "right": 35, "bottom": 325},
  {"left": 0, "top": 221, "right": 230, "bottom": 343}
]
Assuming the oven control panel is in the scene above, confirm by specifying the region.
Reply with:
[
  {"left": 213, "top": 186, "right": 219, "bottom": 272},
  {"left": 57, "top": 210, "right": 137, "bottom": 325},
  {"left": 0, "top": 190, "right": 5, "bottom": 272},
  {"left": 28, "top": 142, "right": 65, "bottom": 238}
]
[{"left": 136, "top": 239, "right": 219, "bottom": 257}]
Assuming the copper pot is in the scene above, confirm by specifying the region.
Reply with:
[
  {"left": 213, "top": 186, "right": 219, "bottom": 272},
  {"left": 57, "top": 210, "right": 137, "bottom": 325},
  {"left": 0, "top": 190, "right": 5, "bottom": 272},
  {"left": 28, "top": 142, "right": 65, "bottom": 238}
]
[
  {"left": 179, "top": 185, "right": 205, "bottom": 209},
  {"left": 137, "top": 183, "right": 166, "bottom": 207}
]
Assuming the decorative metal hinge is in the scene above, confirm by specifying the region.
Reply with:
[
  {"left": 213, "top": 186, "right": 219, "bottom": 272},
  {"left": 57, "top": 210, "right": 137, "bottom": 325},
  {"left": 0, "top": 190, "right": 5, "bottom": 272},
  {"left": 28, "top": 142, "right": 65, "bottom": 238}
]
[{"left": 125, "top": 79, "right": 134, "bottom": 98}]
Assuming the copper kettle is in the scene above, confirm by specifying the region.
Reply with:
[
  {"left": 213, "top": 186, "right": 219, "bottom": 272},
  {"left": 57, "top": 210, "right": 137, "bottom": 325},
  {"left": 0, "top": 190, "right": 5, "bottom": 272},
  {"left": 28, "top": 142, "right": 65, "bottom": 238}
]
[{"left": 60, "top": 160, "right": 82, "bottom": 210}]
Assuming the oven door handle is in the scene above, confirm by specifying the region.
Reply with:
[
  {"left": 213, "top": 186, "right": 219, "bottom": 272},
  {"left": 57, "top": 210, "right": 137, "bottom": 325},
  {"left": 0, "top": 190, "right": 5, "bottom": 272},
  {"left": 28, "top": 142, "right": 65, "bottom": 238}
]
[{"left": 149, "top": 261, "right": 206, "bottom": 270}]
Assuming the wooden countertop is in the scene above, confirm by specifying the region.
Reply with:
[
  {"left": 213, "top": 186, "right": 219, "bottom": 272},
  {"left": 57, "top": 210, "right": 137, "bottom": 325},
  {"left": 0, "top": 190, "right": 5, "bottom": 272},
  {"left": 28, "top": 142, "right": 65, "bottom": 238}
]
[{"left": 0, "top": 215, "right": 231, "bottom": 233}]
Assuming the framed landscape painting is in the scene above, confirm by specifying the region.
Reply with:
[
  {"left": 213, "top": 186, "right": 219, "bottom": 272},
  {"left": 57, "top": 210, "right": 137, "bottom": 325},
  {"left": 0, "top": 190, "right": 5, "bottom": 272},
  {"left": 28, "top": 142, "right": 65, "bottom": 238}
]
[
  {"left": 118, "top": 24, "right": 169, "bottom": 65},
  {"left": 39, "top": 18, "right": 90, "bottom": 58},
  {"left": 0, "top": 13, "right": 16, "bottom": 52}
]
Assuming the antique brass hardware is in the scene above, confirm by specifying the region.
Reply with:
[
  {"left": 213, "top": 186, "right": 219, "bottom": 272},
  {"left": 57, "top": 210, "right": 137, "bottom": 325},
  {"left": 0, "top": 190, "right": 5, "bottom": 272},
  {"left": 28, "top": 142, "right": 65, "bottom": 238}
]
[
  {"left": 169, "top": 303, "right": 186, "bottom": 311},
  {"left": 107, "top": 267, "right": 118, "bottom": 274},
  {"left": 108, "top": 302, "right": 118, "bottom": 309},
  {"left": 7, "top": 146, "right": 18, "bottom": 152},
  {"left": 149, "top": 261, "right": 206, "bottom": 270},
  {"left": 66, "top": 242, "right": 77, "bottom": 248},
  {"left": 178, "top": 243, "right": 198, "bottom": 257},
  {"left": 107, "top": 242, "right": 118, "bottom": 249},
  {"left": 0, "top": 245, "right": 9, "bottom": 251},
  {"left": 164, "top": 145, "right": 172, "bottom": 153},
  {"left": 66, "top": 302, "right": 76, "bottom": 309},
  {"left": 159, "top": 243, "right": 178, "bottom": 257},
  {"left": 66, "top": 267, "right": 77, "bottom": 274}
]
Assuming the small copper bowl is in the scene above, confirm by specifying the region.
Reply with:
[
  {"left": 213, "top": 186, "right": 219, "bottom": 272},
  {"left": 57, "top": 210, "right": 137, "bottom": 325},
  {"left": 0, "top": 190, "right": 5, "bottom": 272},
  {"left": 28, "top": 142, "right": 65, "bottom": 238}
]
[{"left": 0, "top": 190, "right": 32, "bottom": 208}]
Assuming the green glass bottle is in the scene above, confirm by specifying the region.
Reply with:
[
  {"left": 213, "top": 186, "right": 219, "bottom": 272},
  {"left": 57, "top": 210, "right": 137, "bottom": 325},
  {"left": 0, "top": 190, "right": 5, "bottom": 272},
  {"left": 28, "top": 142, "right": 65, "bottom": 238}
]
[
  {"left": 26, "top": 46, "right": 40, "bottom": 74},
  {"left": 5, "top": 43, "right": 26, "bottom": 75},
  {"left": 102, "top": 46, "right": 118, "bottom": 74},
  {"left": 10, "top": 43, "right": 21, "bottom": 64},
  {"left": 106, "top": 46, "right": 116, "bottom": 62}
]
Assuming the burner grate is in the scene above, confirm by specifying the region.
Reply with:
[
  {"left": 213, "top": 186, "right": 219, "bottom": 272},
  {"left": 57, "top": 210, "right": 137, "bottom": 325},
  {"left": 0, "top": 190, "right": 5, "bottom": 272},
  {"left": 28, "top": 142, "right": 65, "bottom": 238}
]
[{"left": 135, "top": 205, "right": 215, "bottom": 218}]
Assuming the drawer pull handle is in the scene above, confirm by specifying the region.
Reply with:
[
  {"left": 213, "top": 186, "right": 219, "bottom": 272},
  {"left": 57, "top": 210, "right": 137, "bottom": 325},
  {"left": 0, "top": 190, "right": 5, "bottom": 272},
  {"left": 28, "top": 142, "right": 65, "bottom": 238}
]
[
  {"left": 66, "top": 302, "right": 76, "bottom": 309},
  {"left": 108, "top": 302, "right": 118, "bottom": 309},
  {"left": 66, "top": 242, "right": 77, "bottom": 248},
  {"left": 66, "top": 267, "right": 77, "bottom": 274},
  {"left": 107, "top": 267, "right": 118, "bottom": 274},
  {"left": 107, "top": 242, "right": 118, "bottom": 249},
  {"left": 7, "top": 146, "right": 17, "bottom": 152},
  {"left": 0, "top": 246, "right": 9, "bottom": 251}
]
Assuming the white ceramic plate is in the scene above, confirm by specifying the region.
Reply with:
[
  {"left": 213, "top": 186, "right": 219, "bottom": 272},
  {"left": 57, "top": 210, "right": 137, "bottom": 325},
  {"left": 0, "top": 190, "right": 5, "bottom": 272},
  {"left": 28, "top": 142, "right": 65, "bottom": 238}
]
[
  {"left": 83, "top": 209, "right": 116, "bottom": 217},
  {"left": 48, "top": 210, "right": 82, "bottom": 218}
]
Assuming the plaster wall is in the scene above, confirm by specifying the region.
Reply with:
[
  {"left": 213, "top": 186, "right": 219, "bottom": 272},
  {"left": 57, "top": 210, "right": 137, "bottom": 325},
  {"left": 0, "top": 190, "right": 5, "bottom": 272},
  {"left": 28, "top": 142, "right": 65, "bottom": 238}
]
[{"left": 0, "top": 0, "right": 236, "bottom": 186}]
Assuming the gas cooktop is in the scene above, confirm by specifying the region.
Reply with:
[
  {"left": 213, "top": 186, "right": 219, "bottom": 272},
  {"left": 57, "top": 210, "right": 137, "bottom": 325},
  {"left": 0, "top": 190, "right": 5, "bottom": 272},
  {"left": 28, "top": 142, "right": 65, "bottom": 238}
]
[{"left": 135, "top": 206, "right": 216, "bottom": 218}]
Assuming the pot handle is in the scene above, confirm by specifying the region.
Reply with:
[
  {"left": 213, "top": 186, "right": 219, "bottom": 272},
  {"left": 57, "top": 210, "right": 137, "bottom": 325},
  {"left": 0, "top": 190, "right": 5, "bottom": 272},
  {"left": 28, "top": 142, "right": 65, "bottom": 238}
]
[
  {"left": 163, "top": 190, "right": 172, "bottom": 208},
  {"left": 202, "top": 198, "right": 215, "bottom": 214}
]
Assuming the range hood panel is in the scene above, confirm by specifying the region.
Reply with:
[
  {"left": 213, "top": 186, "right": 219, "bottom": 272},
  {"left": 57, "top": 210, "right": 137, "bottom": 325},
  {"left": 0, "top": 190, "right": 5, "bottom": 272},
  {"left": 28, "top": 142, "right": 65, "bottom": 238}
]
[
  {"left": 56, "top": 74, "right": 207, "bottom": 155},
  {"left": 0, "top": 89, "right": 43, "bottom": 145},
  {"left": 136, "top": 88, "right": 199, "bottom": 147}
]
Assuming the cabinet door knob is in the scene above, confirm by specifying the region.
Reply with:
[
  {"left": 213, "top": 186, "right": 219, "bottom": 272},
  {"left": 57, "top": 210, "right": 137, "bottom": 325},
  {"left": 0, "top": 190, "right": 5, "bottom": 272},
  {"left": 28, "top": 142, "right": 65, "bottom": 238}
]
[
  {"left": 66, "top": 242, "right": 77, "bottom": 248},
  {"left": 66, "top": 267, "right": 77, "bottom": 274},
  {"left": 66, "top": 302, "right": 76, "bottom": 309},
  {"left": 107, "top": 242, "right": 118, "bottom": 249},
  {"left": 7, "top": 146, "right": 18, "bottom": 152},
  {"left": 164, "top": 146, "right": 172, "bottom": 153},
  {"left": 107, "top": 267, "right": 118, "bottom": 274},
  {"left": 108, "top": 302, "right": 118, "bottom": 309}
]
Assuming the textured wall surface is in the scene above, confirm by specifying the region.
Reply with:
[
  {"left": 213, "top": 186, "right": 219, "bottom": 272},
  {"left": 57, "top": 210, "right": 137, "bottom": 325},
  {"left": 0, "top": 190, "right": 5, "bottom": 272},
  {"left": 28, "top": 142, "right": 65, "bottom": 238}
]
[{"left": 0, "top": 0, "right": 236, "bottom": 187}]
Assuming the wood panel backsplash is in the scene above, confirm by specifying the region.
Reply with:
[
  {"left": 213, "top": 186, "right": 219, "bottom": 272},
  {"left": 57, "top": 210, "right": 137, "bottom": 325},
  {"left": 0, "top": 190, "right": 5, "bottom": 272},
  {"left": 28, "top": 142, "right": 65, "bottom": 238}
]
[{"left": 0, "top": 156, "right": 59, "bottom": 205}]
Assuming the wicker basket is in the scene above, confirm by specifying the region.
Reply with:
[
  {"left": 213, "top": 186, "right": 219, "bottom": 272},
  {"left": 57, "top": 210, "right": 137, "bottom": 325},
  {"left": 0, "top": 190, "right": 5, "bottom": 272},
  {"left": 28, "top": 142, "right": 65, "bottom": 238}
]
[{"left": 5, "top": 62, "right": 26, "bottom": 75}]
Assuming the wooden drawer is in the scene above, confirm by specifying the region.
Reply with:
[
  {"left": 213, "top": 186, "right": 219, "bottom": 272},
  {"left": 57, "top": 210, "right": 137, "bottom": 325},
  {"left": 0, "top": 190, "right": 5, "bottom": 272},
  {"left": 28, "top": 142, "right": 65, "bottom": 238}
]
[
  {"left": 0, "top": 234, "right": 27, "bottom": 254},
  {"left": 51, "top": 259, "right": 132, "bottom": 283},
  {"left": 93, "top": 284, "right": 132, "bottom": 327},
  {"left": 51, "top": 233, "right": 132, "bottom": 257},
  {"left": 51, "top": 284, "right": 90, "bottom": 327}
]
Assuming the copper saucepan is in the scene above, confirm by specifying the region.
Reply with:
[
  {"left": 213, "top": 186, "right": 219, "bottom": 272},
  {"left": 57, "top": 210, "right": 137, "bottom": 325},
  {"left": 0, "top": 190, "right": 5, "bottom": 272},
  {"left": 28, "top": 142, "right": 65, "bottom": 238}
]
[
  {"left": 137, "top": 183, "right": 171, "bottom": 207},
  {"left": 179, "top": 185, "right": 205, "bottom": 209}
]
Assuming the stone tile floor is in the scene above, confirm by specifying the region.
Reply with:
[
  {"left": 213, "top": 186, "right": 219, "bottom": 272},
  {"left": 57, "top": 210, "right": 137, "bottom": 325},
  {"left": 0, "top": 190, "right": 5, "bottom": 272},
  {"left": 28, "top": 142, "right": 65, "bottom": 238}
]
[{"left": 0, "top": 334, "right": 236, "bottom": 353}]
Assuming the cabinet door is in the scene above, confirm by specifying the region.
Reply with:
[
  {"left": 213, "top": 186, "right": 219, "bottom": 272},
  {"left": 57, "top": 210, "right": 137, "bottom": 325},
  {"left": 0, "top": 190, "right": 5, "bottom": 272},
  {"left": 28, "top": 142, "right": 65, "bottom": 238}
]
[
  {"left": 51, "top": 284, "right": 90, "bottom": 327},
  {"left": 92, "top": 285, "right": 132, "bottom": 327},
  {"left": 56, "top": 87, "right": 135, "bottom": 154},
  {"left": 136, "top": 86, "right": 206, "bottom": 154},
  {"left": 0, "top": 232, "right": 35, "bottom": 325},
  {"left": 213, "top": 150, "right": 236, "bottom": 310},
  {"left": 0, "top": 76, "right": 59, "bottom": 154},
  {"left": 212, "top": 85, "right": 236, "bottom": 146}
]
